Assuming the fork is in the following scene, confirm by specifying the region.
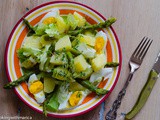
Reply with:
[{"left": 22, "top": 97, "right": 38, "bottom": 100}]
[{"left": 105, "top": 37, "right": 153, "bottom": 120}]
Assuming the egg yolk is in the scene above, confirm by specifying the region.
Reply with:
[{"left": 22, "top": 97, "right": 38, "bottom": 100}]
[
  {"left": 94, "top": 37, "right": 105, "bottom": 54},
  {"left": 29, "top": 81, "right": 43, "bottom": 94},
  {"left": 69, "top": 91, "right": 82, "bottom": 107},
  {"left": 42, "top": 17, "right": 56, "bottom": 24}
]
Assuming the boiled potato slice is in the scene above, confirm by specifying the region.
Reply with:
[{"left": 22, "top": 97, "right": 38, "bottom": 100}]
[
  {"left": 84, "top": 31, "right": 95, "bottom": 37},
  {"left": 74, "top": 55, "right": 89, "bottom": 72},
  {"left": 69, "top": 82, "right": 86, "bottom": 91},
  {"left": 73, "top": 12, "right": 86, "bottom": 27},
  {"left": 52, "top": 67, "right": 70, "bottom": 80},
  {"left": 50, "top": 52, "right": 68, "bottom": 65},
  {"left": 44, "top": 77, "right": 56, "bottom": 93},
  {"left": 91, "top": 54, "right": 106, "bottom": 72},
  {"left": 79, "top": 35, "right": 96, "bottom": 47},
  {"left": 40, "top": 34, "right": 53, "bottom": 47},
  {"left": 23, "top": 36, "right": 41, "bottom": 49},
  {"left": 55, "top": 35, "right": 71, "bottom": 51},
  {"left": 56, "top": 16, "right": 68, "bottom": 33},
  {"left": 21, "top": 57, "right": 37, "bottom": 69}
]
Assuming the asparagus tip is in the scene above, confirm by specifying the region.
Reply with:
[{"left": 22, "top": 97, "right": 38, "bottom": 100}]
[
  {"left": 108, "top": 17, "right": 117, "bottom": 23},
  {"left": 96, "top": 88, "right": 109, "bottom": 95}
]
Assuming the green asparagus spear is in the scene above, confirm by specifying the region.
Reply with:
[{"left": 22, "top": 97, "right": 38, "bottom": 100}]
[
  {"left": 105, "top": 62, "right": 119, "bottom": 67},
  {"left": 66, "top": 51, "right": 75, "bottom": 73},
  {"left": 43, "top": 100, "right": 48, "bottom": 116},
  {"left": 52, "top": 67, "right": 74, "bottom": 82},
  {"left": 76, "top": 79, "right": 109, "bottom": 95},
  {"left": 23, "top": 18, "right": 36, "bottom": 36},
  {"left": 52, "top": 68, "right": 67, "bottom": 80},
  {"left": 43, "top": 93, "right": 54, "bottom": 116},
  {"left": 68, "top": 17, "right": 116, "bottom": 36},
  {"left": 23, "top": 19, "right": 35, "bottom": 31},
  {"left": 73, "top": 68, "right": 93, "bottom": 79},
  {"left": 3, "top": 71, "right": 34, "bottom": 89},
  {"left": 66, "top": 52, "right": 74, "bottom": 63}
]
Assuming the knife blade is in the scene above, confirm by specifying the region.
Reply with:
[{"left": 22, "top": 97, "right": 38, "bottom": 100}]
[
  {"left": 152, "top": 52, "right": 160, "bottom": 74},
  {"left": 125, "top": 51, "right": 160, "bottom": 120}
]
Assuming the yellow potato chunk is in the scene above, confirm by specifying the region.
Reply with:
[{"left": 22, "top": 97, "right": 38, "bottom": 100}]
[
  {"left": 55, "top": 35, "right": 71, "bottom": 51},
  {"left": 56, "top": 16, "right": 68, "bottom": 33},
  {"left": 91, "top": 54, "right": 106, "bottom": 72},
  {"left": 69, "top": 82, "right": 86, "bottom": 91},
  {"left": 74, "top": 55, "right": 88, "bottom": 72},
  {"left": 73, "top": 12, "right": 86, "bottom": 27},
  {"left": 50, "top": 52, "right": 68, "bottom": 65},
  {"left": 23, "top": 36, "right": 41, "bottom": 49},
  {"left": 79, "top": 35, "right": 96, "bottom": 47},
  {"left": 44, "top": 77, "right": 55, "bottom": 93}
]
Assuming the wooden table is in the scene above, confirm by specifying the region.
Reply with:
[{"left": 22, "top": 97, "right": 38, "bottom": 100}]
[{"left": 0, "top": 0, "right": 160, "bottom": 120}]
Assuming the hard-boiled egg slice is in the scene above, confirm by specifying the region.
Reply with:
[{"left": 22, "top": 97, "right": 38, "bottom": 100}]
[
  {"left": 58, "top": 92, "right": 72, "bottom": 110},
  {"left": 28, "top": 74, "right": 45, "bottom": 104},
  {"left": 74, "top": 91, "right": 88, "bottom": 106},
  {"left": 34, "top": 91, "right": 45, "bottom": 104},
  {"left": 29, "top": 80, "right": 43, "bottom": 94},
  {"left": 58, "top": 91, "right": 88, "bottom": 110},
  {"left": 68, "top": 91, "right": 88, "bottom": 107},
  {"left": 94, "top": 31, "right": 108, "bottom": 54},
  {"left": 69, "top": 91, "right": 83, "bottom": 107},
  {"left": 89, "top": 68, "right": 113, "bottom": 85},
  {"left": 28, "top": 74, "right": 39, "bottom": 87},
  {"left": 39, "top": 8, "right": 59, "bottom": 24}
]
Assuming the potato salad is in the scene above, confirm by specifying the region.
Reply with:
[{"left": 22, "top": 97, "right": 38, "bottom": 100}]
[{"left": 4, "top": 8, "right": 118, "bottom": 116}]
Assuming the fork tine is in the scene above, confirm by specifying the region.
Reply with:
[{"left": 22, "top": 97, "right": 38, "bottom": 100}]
[
  {"left": 135, "top": 37, "right": 149, "bottom": 57},
  {"left": 132, "top": 37, "right": 146, "bottom": 57},
  {"left": 140, "top": 39, "right": 153, "bottom": 60},
  {"left": 138, "top": 38, "right": 150, "bottom": 58}
]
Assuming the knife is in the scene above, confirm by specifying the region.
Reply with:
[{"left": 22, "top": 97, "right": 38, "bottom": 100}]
[{"left": 125, "top": 52, "right": 160, "bottom": 120}]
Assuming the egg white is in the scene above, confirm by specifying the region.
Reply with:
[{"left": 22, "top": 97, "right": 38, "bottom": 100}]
[
  {"left": 95, "top": 31, "right": 108, "bottom": 54},
  {"left": 58, "top": 91, "right": 88, "bottom": 111},
  {"left": 39, "top": 8, "right": 59, "bottom": 24},
  {"left": 28, "top": 74, "right": 38, "bottom": 87},
  {"left": 76, "top": 91, "right": 88, "bottom": 105},
  {"left": 58, "top": 92, "right": 72, "bottom": 110},
  {"left": 34, "top": 91, "right": 45, "bottom": 104},
  {"left": 28, "top": 74, "right": 45, "bottom": 104},
  {"left": 95, "top": 31, "right": 107, "bottom": 41},
  {"left": 78, "top": 43, "right": 96, "bottom": 58},
  {"left": 89, "top": 68, "right": 113, "bottom": 84}
]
